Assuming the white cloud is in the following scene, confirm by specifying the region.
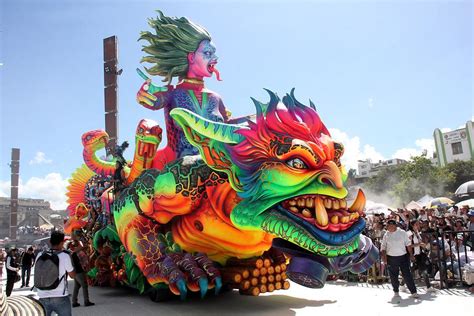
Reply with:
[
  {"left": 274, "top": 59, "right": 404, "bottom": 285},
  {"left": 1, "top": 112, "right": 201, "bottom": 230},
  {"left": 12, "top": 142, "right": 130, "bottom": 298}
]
[
  {"left": 329, "top": 128, "right": 385, "bottom": 171},
  {"left": 391, "top": 138, "right": 435, "bottom": 161},
  {"left": 29, "top": 152, "right": 53, "bottom": 165},
  {"left": 391, "top": 148, "right": 419, "bottom": 161},
  {"left": 368, "top": 97, "right": 374, "bottom": 109},
  {"left": 329, "top": 128, "right": 437, "bottom": 174},
  {"left": 0, "top": 184, "right": 8, "bottom": 197},
  {"left": 0, "top": 173, "right": 68, "bottom": 210}
]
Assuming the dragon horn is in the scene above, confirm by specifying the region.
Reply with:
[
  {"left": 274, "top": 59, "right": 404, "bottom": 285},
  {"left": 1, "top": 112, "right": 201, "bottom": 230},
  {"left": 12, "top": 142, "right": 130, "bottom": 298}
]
[{"left": 170, "top": 108, "right": 248, "bottom": 144}]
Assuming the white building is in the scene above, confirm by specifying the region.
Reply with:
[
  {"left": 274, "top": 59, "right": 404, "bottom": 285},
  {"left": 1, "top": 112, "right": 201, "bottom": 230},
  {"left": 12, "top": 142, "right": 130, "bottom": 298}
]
[
  {"left": 433, "top": 121, "right": 474, "bottom": 167},
  {"left": 356, "top": 158, "right": 407, "bottom": 178}
]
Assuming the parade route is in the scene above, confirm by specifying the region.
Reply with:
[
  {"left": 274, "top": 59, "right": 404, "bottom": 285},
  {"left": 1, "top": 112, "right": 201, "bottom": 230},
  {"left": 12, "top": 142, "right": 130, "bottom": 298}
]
[{"left": 4, "top": 276, "right": 473, "bottom": 316}]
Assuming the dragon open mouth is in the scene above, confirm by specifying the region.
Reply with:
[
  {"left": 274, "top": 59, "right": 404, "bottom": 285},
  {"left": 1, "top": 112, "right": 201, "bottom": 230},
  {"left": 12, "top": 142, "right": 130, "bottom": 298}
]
[
  {"left": 259, "top": 190, "right": 366, "bottom": 257},
  {"left": 280, "top": 190, "right": 365, "bottom": 232},
  {"left": 137, "top": 141, "right": 157, "bottom": 159}
]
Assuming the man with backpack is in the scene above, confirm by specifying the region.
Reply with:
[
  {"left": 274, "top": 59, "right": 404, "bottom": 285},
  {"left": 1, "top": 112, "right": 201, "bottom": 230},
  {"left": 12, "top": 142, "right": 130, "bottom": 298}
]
[{"left": 34, "top": 230, "right": 75, "bottom": 316}]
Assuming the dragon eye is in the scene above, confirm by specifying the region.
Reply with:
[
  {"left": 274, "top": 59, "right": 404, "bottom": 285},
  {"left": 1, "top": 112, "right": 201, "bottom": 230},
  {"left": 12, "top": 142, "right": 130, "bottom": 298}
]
[
  {"left": 86, "top": 135, "right": 92, "bottom": 141},
  {"left": 138, "top": 128, "right": 144, "bottom": 134},
  {"left": 286, "top": 158, "right": 308, "bottom": 170}
]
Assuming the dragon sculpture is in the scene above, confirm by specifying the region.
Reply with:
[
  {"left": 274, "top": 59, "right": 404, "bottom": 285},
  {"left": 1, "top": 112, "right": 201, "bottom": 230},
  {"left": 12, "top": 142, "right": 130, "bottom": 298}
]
[
  {"left": 61, "top": 10, "right": 377, "bottom": 303},
  {"left": 81, "top": 118, "right": 162, "bottom": 184},
  {"left": 112, "top": 90, "right": 378, "bottom": 299},
  {"left": 64, "top": 119, "right": 162, "bottom": 234}
]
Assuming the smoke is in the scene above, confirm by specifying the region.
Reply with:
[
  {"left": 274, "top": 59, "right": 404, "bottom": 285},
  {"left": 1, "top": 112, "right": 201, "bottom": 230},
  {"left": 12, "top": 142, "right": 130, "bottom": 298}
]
[{"left": 352, "top": 157, "right": 450, "bottom": 208}]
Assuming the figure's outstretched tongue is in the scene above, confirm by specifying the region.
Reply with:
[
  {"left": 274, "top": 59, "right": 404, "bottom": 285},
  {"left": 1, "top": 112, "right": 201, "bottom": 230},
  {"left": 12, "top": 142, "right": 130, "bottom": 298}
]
[{"left": 209, "top": 64, "right": 222, "bottom": 81}]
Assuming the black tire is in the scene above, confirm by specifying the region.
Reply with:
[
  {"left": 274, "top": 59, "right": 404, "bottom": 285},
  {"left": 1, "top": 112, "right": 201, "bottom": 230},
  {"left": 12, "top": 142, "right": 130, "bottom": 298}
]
[
  {"left": 287, "top": 257, "right": 329, "bottom": 288},
  {"left": 148, "top": 287, "right": 175, "bottom": 302}
]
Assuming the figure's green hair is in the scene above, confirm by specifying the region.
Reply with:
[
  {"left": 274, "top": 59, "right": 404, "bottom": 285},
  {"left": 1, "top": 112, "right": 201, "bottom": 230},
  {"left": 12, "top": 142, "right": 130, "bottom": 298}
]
[{"left": 139, "top": 10, "right": 211, "bottom": 84}]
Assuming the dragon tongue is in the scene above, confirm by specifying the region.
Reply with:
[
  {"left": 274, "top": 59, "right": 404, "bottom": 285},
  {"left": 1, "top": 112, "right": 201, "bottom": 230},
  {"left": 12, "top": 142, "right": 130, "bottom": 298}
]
[{"left": 314, "top": 196, "right": 328, "bottom": 227}]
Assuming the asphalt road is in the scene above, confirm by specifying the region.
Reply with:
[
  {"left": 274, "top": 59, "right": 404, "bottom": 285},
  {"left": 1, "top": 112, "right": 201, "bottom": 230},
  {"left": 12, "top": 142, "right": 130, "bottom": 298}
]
[{"left": 4, "top": 273, "right": 473, "bottom": 316}]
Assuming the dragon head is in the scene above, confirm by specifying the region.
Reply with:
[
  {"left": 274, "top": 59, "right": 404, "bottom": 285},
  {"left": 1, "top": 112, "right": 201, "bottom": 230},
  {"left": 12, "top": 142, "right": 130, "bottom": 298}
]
[
  {"left": 82, "top": 130, "right": 109, "bottom": 152},
  {"left": 134, "top": 119, "right": 162, "bottom": 160},
  {"left": 170, "top": 89, "right": 367, "bottom": 261}
]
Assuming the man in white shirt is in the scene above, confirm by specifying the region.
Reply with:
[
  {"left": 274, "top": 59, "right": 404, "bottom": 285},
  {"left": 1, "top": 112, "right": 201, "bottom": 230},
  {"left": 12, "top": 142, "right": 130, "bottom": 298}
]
[
  {"left": 381, "top": 219, "right": 419, "bottom": 298},
  {"left": 35, "top": 231, "right": 76, "bottom": 316}
]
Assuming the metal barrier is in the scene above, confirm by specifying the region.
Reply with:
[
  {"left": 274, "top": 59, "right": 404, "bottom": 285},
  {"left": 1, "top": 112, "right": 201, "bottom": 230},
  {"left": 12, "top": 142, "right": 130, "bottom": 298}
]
[
  {"left": 339, "top": 230, "right": 474, "bottom": 289},
  {"left": 425, "top": 230, "right": 473, "bottom": 288}
]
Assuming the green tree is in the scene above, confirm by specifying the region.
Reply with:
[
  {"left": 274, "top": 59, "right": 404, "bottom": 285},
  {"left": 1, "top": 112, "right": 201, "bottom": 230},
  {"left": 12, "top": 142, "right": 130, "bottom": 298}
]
[
  {"left": 362, "top": 155, "right": 456, "bottom": 204},
  {"left": 363, "top": 165, "right": 403, "bottom": 197},
  {"left": 346, "top": 168, "right": 357, "bottom": 186},
  {"left": 395, "top": 156, "right": 455, "bottom": 203},
  {"left": 443, "top": 160, "right": 474, "bottom": 193}
]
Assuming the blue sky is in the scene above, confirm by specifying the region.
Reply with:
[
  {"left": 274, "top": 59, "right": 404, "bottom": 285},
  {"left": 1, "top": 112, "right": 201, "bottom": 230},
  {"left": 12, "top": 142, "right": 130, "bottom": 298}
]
[{"left": 0, "top": 0, "right": 472, "bottom": 209}]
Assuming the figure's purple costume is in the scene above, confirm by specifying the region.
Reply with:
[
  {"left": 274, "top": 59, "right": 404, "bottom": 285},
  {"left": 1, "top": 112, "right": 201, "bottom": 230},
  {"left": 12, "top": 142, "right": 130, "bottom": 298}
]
[{"left": 139, "top": 79, "right": 229, "bottom": 169}]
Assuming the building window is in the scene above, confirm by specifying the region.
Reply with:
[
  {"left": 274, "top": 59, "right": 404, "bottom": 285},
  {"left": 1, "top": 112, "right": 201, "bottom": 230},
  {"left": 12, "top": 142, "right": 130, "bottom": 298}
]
[{"left": 451, "top": 142, "right": 463, "bottom": 155}]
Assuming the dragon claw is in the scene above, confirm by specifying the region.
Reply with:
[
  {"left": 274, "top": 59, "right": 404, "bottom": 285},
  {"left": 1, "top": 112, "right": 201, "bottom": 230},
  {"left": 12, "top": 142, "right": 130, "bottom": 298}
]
[
  {"left": 177, "top": 279, "right": 187, "bottom": 301},
  {"left": 198, "top": 278, "right": 209, "bottom": 298},
  {"left": 214, "top": 276, "right": 222, "bottom": 295}
]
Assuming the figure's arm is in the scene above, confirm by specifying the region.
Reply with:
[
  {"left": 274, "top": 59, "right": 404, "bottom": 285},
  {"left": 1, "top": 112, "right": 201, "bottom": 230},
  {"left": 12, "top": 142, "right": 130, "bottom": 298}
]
[{"left": 136, "top": 69, "right": 171, "bottom": 110}]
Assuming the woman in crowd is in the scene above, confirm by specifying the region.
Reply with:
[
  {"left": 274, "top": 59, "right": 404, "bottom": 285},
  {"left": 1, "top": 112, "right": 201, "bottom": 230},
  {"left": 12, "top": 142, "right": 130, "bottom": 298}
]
[{"left": 407, "top": 220, "right": 436, "bottom": 292}]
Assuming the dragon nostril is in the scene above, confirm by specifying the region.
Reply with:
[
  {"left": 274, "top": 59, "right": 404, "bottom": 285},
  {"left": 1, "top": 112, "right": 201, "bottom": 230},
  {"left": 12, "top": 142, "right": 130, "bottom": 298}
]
[{"left": 321, "top": 178, "right": 333, "bottom": 186}]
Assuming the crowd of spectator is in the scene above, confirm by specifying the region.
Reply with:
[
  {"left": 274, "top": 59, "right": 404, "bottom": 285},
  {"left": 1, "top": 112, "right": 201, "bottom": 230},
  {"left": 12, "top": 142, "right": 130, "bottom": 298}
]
[
  {"left": 16, "top": 226, "right": 52, "bottom": 237},
  {"left": 362, "top": 204, "right": 474, "bottom": 290}
]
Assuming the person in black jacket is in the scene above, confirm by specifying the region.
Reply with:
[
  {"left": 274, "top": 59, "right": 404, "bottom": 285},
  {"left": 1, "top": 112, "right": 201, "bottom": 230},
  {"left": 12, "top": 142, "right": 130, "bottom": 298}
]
[
  {"left": 5, "top": 247, "right": 19, "bottom": 297},
  {"left": 20, "top": 247, "right": 35, "bottom": 287}
]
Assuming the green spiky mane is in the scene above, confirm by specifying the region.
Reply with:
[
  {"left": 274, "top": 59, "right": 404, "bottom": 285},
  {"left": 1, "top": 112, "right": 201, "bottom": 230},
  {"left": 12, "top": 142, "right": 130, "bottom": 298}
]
[{"left": 139, "top": 10, "right": 211, "bottom": 84}]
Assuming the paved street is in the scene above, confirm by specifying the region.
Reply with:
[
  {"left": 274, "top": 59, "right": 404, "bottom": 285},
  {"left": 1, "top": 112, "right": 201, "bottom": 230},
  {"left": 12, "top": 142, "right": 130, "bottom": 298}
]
[{"left": 2, "top": 272, "right": 473, "bottom": 316}]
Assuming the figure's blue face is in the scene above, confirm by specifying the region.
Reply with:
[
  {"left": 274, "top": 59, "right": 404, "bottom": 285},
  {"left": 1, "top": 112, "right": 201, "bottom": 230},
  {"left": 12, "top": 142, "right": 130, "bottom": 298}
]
[{"left": 188, "top": 40, "right": 218, "bottom": 79}]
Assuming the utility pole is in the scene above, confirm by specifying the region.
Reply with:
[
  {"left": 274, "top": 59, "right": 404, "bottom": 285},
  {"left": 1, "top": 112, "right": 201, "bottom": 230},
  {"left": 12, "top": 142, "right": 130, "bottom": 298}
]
[
  {"left": 10, "top": 148, "right": 19, "bottom": 240},
  {"left": 103, "top": 36, "right": 121, "bottom": 156}
]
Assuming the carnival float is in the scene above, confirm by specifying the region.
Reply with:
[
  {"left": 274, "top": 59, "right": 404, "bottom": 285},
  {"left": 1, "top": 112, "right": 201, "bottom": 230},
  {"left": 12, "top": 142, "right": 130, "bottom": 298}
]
[{"left": 63, "top": 10, "right": 379, "bottom": 301}]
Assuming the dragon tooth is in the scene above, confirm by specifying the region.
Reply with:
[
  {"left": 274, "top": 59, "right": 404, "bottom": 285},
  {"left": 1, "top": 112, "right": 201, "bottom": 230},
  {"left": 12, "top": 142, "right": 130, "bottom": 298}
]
[
  {"left": 330, "top": 215, "right": 339, "bottom": 224},
  {"left": 138, "top": 141, "right": 143, "bottom": 156},
  {"left": 333, "top": 200, "right": 340, "bottom": 210},
  {"left": 302, "top": 209, "right": 312, "bottom": 218},
  {"left": 306, "top": 198, "right": 314, "bottom": 208},
  {"left": 314, "top": 196, "right": 328, "bottom": 227},
  {"left": 289, "top": 207, "right": 299, "bottom": 213},
  {"left": 289, "top": 200, "right": 297, "bottom": 206},
  {"left": 348, "top": 189, "right": 366, "bottom": 214},
  {"left": 340, "top": 199, "right": 347, "bottom": 209},
  {"left": 147, "top": 143, "right": 153, "bottom": 158},
  {"left": 341, "top": 216, "right": 350, "bottom": 224},
  {"left": 297, "top": 199, "right": 305, "bottom": 207},
  {"left": 324, "top": 198, "right": 332, "bottom": 209}
]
